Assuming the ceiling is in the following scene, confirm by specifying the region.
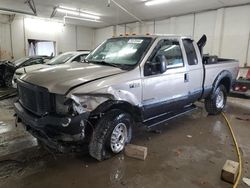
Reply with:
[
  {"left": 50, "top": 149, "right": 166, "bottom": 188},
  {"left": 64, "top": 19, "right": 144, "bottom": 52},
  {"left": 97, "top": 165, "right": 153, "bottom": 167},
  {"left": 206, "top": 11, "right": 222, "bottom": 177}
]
[{"left": 0, "top": 0, "right": 250, "bottom": 28}]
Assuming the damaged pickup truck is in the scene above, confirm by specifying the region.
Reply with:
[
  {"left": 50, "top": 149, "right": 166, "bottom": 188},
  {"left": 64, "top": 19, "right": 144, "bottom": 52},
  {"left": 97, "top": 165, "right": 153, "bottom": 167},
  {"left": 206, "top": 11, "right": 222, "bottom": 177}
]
[{"left": 14, "top": 35, "right": 239, "bottom": 161}]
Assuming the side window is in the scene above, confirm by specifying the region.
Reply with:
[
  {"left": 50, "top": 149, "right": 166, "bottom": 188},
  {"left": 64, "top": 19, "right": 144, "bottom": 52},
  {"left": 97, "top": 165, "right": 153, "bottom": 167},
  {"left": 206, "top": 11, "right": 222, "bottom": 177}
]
[
  {"left": 79, "top": 54, "right": 88, "bottom": 62},
  {"left": 29, "top": 59, "right": 43, "bottom": 65},
  {"left": 72, "top": 56, "right": 80, "bottom": 62},
  {"left": 73, "top": 55, "right": 88, "bottom": 63},
  {"left": 22, "top": 59, "right": 39, "bottom": 67},
  {"left": 183, "top": 39, "right": 198, "bottom": 65},
  {"left": 150, "top": 40, "right": 184, "bottom": 68}
]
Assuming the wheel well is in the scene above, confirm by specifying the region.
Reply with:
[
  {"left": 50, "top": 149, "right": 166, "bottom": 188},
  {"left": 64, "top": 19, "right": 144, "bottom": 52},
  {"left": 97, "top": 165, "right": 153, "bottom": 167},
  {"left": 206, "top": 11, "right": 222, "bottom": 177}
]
[
  {"left": 90, "top": 100, "right": 143, "bottom": 122},
  {"left": 218, "top": 77, "right": 231, "bottom": 93}
]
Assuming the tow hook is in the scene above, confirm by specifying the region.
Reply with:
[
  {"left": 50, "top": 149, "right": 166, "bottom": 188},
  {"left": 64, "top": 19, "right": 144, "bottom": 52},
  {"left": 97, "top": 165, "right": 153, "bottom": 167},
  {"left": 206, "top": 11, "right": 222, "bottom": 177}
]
[
  {"left": 61, "top": 118, "right": 71, "bottom": 127},
  {"left": 80, "top": 120, "right": 85, "bottom": 138}
]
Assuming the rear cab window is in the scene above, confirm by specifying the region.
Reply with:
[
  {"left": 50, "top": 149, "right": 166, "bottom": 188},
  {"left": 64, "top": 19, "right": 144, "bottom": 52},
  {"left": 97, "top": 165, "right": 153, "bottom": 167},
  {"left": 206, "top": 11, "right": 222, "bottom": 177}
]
[{"left": 182, "top": 39, "right": 198, "bottom": 66}]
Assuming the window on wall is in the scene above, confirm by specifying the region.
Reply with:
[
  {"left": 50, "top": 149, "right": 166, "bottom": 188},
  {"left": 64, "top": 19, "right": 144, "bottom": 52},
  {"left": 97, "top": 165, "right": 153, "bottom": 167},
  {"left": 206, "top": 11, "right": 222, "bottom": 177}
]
[
  {"left": 28, "top": 39, "right": 55, "bottom": 57},
  {"left": 183, "top": 39, "right": 198, "bottom": 65}
]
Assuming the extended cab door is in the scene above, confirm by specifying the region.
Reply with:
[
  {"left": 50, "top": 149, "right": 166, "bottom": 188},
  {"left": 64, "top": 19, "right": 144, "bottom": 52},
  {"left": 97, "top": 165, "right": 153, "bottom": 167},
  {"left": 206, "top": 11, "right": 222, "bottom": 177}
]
[
  {"left": 182, "top": 39, "right": 204, "bottom": 103},
  {"left": 142, "top": 38, "right": 189, "bottom": 119}
]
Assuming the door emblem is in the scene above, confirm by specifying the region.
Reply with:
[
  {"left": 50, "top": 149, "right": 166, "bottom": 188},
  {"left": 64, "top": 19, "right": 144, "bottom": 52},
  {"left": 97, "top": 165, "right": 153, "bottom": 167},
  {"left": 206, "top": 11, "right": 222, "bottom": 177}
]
[{"left": 129, "top": 82, "right": 140, "bottom": 89}]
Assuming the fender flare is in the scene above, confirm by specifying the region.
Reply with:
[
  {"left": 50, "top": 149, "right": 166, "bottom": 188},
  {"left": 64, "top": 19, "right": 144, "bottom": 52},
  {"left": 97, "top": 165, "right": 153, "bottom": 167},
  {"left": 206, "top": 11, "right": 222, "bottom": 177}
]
[
  {"left": 211, "top": 70, "right": 232, "bottom": 98},
  {"left": 90, "top": 100, "right": 143, "bottom": 122}
]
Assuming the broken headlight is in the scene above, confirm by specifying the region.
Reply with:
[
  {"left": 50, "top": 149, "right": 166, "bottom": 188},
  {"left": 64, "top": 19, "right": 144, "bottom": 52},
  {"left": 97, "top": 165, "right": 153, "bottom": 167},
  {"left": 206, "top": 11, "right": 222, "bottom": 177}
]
[
  {"left": 71, "top": 94, "right": 111, "bottom": 115},
  {"left": 55, "top": 94, "right": 73, "bottom": 115}
]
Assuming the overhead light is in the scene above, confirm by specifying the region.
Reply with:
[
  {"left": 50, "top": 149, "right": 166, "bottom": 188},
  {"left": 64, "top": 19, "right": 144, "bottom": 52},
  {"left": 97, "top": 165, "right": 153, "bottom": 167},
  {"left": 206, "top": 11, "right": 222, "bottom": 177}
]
[
  {"left": 64, "top": 16, "right": 101, "bottom": 23},
  {"left": 59, "top": 5, "right": 77, "bottom": 11},
  {"left": 79, "top": 13, "right": 100, "bottom": 20},
  {"left": 57, "top": 6, "right": 101, "bottom": 20},
  {"left": 57, "top": 8, "right": 79, "bottom": 16},
  {"left": 145, "top": 0, "right": 171, "bottom": 6},
  {"left": 80, "top": 10, "right": 101, "bottom": 16}
]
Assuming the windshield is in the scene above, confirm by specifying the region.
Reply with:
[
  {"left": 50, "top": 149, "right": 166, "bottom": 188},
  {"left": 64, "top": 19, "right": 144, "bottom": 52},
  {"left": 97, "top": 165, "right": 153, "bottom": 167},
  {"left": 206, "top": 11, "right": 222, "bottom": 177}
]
[
  {"left": 13, "top": 57, "right": 30, "bottom": 66},
  {"left": 86, "top": 37, "right": 152, "bottom": 67},
  {"left": 46, "top": 53, "right": 76, "bottom": 65}
]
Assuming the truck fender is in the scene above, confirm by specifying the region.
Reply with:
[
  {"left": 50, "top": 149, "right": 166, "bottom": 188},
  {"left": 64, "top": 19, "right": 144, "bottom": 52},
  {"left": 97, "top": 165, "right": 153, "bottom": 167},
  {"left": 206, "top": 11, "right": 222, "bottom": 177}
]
[
  {"left": 90, "top": 100, "right": 143, "bottom": 122},
  {"left": 211, "top": 70, "right": 232, "bottom": 98}
]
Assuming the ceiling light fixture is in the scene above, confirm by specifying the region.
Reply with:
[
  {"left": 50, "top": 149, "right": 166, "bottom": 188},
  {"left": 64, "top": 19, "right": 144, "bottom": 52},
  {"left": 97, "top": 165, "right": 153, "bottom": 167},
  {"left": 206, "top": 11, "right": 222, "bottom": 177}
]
[
  {"left": 57, "top": 6, "right": 101, "bottom": 20},
  {"left": 57, "top": 8, "right": 79, "bottom": 16},
  {"left": 59, "top": 5, "right": 77, "bottom": 11},
  {"left": 80, "top": 10, "right": 101, "bottom": 16},
  {"left": 79, "top": 12, "right": 100, "bottom": 20},
  {"left": 145, "top": 0, "right": 171, "bottom": 6},
  {"left": 64, "top": 16, "right": 101, "bottom": 23}
]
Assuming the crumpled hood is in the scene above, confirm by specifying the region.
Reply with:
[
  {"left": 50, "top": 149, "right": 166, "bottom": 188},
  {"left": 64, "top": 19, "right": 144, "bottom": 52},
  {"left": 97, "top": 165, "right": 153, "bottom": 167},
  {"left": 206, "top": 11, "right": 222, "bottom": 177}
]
[
  {"left": 16, "top": 64, "right": 50, "bottom": 74},
  {"left": 20, "top": 63, "right": 125, "bottom": 94}
]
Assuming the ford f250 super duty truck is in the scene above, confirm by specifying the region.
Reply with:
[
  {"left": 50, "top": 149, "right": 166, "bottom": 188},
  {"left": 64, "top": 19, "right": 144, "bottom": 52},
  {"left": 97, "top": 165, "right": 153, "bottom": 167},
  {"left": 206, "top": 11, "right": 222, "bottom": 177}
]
[{"left": 14, "top": 35, "right": 239, "bottom": 161}]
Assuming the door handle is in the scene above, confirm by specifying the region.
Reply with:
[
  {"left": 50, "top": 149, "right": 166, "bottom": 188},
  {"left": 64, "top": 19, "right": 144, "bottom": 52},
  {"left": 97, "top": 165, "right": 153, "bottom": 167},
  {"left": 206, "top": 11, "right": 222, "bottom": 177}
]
[{"left": 184, "top": 73, "right": 189, "bottom": 82}]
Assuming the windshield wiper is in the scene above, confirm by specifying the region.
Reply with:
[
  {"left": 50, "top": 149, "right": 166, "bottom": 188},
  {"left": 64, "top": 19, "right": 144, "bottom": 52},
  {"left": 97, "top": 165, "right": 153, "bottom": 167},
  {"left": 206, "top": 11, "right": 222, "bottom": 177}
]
[{"left": 88, "top": 60, "right": 120, "bottom": 68}]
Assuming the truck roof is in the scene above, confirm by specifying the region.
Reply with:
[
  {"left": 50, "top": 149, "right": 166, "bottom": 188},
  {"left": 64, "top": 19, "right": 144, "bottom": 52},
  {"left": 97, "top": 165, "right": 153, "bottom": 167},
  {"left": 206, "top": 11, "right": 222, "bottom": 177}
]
[{"left": 113, "top": 34, "right": 193, "bottom": 40}]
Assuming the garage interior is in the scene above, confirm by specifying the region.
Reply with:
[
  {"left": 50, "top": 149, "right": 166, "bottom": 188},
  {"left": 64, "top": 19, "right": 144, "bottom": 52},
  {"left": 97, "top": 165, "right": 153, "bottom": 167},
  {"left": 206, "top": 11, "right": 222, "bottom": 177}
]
[{"left": 0, "top": 0, "right": 250, "bottom": 188}]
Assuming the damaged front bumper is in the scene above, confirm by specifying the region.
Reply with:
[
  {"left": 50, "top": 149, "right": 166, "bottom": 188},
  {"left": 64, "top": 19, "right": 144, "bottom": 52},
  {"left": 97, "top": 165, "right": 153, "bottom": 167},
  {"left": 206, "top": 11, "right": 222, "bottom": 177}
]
[{"left": 14, "top": 102, "right": 90, "bottom": 153}]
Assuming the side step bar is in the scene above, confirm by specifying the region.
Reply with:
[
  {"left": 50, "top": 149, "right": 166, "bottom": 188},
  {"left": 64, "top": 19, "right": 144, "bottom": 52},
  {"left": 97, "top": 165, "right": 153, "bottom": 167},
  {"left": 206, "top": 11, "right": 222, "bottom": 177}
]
[{"left": 144, "top": 104, "right": 197, "bottom": 128}]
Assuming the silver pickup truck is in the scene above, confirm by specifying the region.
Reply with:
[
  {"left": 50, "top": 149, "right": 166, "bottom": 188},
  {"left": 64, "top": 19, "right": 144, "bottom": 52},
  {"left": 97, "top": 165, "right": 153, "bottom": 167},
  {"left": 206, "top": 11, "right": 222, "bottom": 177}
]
[{"left": 14, "top": 35, "right": 239, "bottom": 161}]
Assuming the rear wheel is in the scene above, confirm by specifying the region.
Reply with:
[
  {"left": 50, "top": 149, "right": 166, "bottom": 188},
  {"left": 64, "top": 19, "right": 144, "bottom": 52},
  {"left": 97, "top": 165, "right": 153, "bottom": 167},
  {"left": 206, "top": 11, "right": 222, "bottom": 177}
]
[
  {"left": 205, "top": 85, "right": 227, "bottom": 115},
  {"left": 89, "top": 109, "right": 133, "bottom": 161}
]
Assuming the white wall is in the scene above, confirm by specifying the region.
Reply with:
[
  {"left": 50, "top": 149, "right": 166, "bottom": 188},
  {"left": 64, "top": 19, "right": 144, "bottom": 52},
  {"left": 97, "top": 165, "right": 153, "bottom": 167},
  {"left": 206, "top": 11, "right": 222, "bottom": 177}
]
[
  {"left": 0, "top": 15, "right": 12, "bottom": 60},
  {"left": 76, "top": 26, "right": 94, "bottom": 50},
  {"left": 193, "top": 11, "right": 217, "bottom": 54},
  {"left": 94, "top": 26, "right": 114, "bottom": 47},
  {"left": 95, "top": 4, "right": 250, "bottom": 67},
  {"left": 220, "top": 6, "right": 250, "bottom": 67},
  {"left": 0, "top": 15, "right": 95, "bottom": 60},
  {"left": 115, "top": 25, "right": 126, "bottom": 35},
  {"left": 11, "top": 16, "right": 25, "bottom": 58},
  {"left": 57, "top": 24, "right": 76, "bottom": 53}
]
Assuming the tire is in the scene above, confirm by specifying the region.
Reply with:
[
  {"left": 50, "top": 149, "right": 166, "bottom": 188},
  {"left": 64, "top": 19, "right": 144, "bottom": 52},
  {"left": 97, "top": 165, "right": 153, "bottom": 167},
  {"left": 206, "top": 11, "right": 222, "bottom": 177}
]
[
  {"left": 89, "top": 109, "right": 133, "bottom": 161},
  {"left": 205, "top": 85, "right": 227, "bottom": 115},
  {"left": 4, "top": 74, "right": 13, "bottom": 88}
]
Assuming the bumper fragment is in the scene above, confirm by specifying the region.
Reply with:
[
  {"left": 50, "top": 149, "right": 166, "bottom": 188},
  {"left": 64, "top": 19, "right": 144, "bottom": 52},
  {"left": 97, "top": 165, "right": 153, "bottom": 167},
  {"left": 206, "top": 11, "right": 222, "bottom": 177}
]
[{"left": 14, "top": 102, "right": 90, "bottom": 152}]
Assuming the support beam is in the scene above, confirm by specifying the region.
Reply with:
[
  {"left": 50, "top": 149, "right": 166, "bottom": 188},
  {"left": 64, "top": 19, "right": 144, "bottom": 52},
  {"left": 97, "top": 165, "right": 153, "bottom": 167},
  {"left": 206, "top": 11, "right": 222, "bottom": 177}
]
[
  {"left": 25, "top": 0, "right": 37, "bottom": 16},
  {"left": 110, "top": 0, "right": 143, "bottom": 23},
  {"left": 0, "top": 7, "right": 35, "bottom": 16},
  {"left": 50, "top": 7, "right": 57, "bottom": 18}
]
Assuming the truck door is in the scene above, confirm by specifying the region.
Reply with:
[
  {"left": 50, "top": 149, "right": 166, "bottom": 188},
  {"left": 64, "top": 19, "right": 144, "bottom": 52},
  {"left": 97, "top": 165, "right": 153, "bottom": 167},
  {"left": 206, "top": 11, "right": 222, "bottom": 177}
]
[
  {"left": 182, "top": 39, "right": 204, "bottom": 103},
  {"left": 142, "top": 39, "right": 189, "bottom": 119}
]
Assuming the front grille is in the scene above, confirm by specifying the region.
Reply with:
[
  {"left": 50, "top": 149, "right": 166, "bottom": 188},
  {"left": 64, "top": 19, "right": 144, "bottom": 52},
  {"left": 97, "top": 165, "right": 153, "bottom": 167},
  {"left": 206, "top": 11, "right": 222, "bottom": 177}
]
[{"left": 17, "top": 80, "right": 53, "bottom": 116}]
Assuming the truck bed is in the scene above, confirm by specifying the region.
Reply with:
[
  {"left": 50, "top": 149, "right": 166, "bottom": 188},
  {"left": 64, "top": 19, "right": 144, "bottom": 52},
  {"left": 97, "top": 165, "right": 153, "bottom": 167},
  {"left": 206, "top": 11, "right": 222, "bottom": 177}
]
[
  {"left": 203, "top": 55, "right": 239, "bottom": 92},
  {"left": 203, "top": 55, "right": 236, "bottom": 65}
]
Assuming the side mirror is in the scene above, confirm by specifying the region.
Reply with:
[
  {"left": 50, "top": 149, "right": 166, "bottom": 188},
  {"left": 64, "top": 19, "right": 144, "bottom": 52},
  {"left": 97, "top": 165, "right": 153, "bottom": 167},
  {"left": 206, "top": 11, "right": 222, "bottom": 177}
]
[
  {"left": 144, "top": 54, "right": 168, "bottom": 76},
  {"left": 155, "top": 54, "right": 167, "bottom": 73}
]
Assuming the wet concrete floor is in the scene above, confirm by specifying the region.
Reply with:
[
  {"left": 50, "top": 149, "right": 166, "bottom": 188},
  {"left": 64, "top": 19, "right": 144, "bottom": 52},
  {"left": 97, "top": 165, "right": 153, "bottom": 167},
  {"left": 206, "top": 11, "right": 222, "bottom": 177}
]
[{"left": 0, "top": 96, "right": 249, "bottom": 188}]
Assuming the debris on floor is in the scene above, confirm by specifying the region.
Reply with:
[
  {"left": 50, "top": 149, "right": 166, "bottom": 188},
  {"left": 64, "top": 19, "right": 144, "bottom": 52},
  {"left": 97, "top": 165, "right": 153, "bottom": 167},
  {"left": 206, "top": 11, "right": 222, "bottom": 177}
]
[
  {"left": 125, "top": 144, "right": 147, "bottom": 160},
  {"left": 148, "top": 129, "right": 162, "bottom": 134},
  {"left": 186, "top": 135, "right": 192, "bottom": 138},
  {"left": 0, "top": 88, "right": 17, "bottom": 101},
  {"left": 243, "top": 177, "right": 250, "bottom": 186},
  {"left": 174, "top": 149, "right": 182, "bottom": 157},
  {"left": 235, "top": 117, "right": 250, "bottom": 121},
  {"left": 221, "top": 160, "right": 239, "bottom": 184}
]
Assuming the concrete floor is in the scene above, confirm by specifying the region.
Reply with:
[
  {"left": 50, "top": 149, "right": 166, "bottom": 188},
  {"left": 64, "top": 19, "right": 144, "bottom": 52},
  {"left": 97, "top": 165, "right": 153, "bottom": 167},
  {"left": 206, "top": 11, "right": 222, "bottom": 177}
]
[{"left": 0, "top": 95, "right": 249, "bottom": 188}]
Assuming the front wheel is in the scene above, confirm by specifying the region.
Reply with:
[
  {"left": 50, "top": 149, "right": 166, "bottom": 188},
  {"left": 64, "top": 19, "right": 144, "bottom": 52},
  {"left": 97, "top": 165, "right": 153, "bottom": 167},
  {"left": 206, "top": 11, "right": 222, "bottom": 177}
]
[
  {"left": 205, "top": 85, "right": 227, "bottom": 115},
  {"left": 89, "top": 109, "right": 133, "bottom": 161}
]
